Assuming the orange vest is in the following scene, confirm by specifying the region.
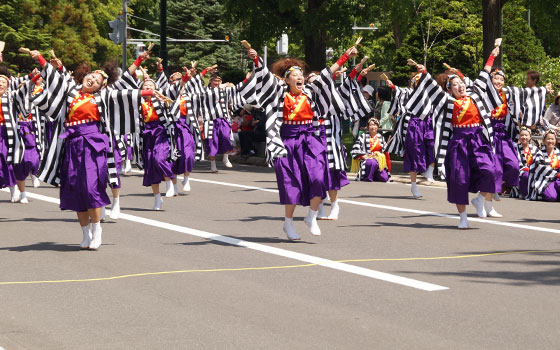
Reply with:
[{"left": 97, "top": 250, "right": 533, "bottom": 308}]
[
  {"left": 0, "top": 99, "right": 4, "bottom": 123},
  {"left": 452, "top": 96, "right": 481, "bottom": 126},
  {"left": 142, "top": 99, "right": 159, "bottom": 122},
  {"left": 490, "top": 91, "right": 507, "bottom": 119},
  {"left": 179, "top": 97, "right": 188, "bottom": 117},
  {"left": 67, "top": 91, "right": 100, "bottom": 123},
  {"left": 283, "top": 92, "right": 314, "bottom": 122},
  {"left": 549, "top": 151, "right": 559, "bottom": 169},
  {"left": 369, "top": 135, "right": 382, "bottom": 153}
]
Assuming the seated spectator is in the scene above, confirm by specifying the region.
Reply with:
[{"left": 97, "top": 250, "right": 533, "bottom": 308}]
[
  {"left": 239, "top": 105, "right": 266, "bottom": 156},
  {"left": 230, "top": 112, "right": 242, "bottom": 156},
  {"left": 351, "top": 118, "right": 391, "bottom": 182}
]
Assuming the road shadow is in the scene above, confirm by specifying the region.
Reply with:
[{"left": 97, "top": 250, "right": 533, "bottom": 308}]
[
  {"left": 0, "top": 217, "right": 76, "bottom": 223},
  {"left": 347, "top": 194, "right": 415, "bottom": 200},
  {"left": 172, "top": 235, "right": 315, "bottom": 246},
  {"left": 217, "top": 215, "right": 286, "bottom": 222},
  {"left": 398, "top": 250, "right": 560, "bottom": 287},
  {"left": 374, "top": 221, "right": 464, "bottom": 230},
  {"left": 0, "top": 241, "right": 79, "bottom": 252}
]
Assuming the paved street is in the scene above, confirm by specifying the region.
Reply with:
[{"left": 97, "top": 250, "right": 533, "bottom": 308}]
[{"left": 1, "top": 161, "right": 559, "bottom": 349}]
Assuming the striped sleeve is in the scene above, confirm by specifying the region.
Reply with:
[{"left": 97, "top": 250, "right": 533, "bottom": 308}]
[
  {"left": 33, "top": 63, "right": 73, "bottom": 119},
  {"left": 155, "top": 71, "right": 170, "bottom": 92},
  {"left": 388, "top": 86, "right": 411, "bottom": 117},
  {"left": 471, "top": 70, "right": 503, "bottom": 112},
  {"left": 338, "top": 77, "right": 372, "bottom": 121},
  {"left": 351, "top": 133, "right": 367, "bottom": 159},
  {"left": 404, "top": 72, "right": 446, "bottom": 119},
  {"left": 112, "top": 71, "right": 140, "bottom": 90},
  {"left": 104, "top": 89, "right": 142, "bottom": 135}
]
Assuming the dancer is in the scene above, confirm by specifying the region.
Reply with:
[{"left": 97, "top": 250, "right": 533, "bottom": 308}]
[
  {"left": 242, "top": 45, "right": 356, "bottom": 240},
  {"left": 317, "top": 62, "right": 373, "bottom": 220},
  {"left": 404, "top": 47, "right": 504, "bottom": 228},
  {"left": 527, "top": 130, "right": 560, "bottom": 201},
  {"left": 385, "top": 73, "right": 435, "bottom": 199},
  {"left": 0, "top": 73, "right": 25, "bottom": 203},
  {"left": 352, "top": 118, "right": 391, "bottom": 183},
  {"left": 29, "top": 49, "right": 151, "bottom": 249},
  {"left": 511, "top": 127, "right": 538, "bottom": 199}
]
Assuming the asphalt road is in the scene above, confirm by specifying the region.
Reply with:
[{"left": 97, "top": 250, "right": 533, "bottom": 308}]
[{"left": 1, "top": 161, "right": 559, "bottom": 349}]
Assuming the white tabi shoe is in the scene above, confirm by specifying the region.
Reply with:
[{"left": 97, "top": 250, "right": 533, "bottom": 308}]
[
  {"left": 210, "top": 160, "right": 218, "bottom": 173},
  {"left": 484, "top": 199, "right": 503, "bottom": 218},
  {"left": 165, "top": 180, "right": 174, "bottom": 197},
  {"left": 110, "top": 198, "right": 120, "bottom": 220},
  {"left": 422, "top": 165, "right": 435, "bottom": 183},
  {"left": 153, "top": 194, "right": 163, "bottom": 210},
  {"left": 124, "top": 159, "right": 132, "bottom": 174},
  {"left": 89, "top": 222, "right": 102, "bottom": 250},
  {"left": 80, "top": 224, "right": 92, "bottom": 250},
  {"left": 493, "top": 193, "right": 501, "bottom": 201},
  {"left": 327, "top": 201, "right": 340, "bottom": 220},
  {"left": 317, "top": 201, "right": 328, "bottom": 220},
  {"left": 471, "top": 194, "right": 487, "bottom": 218},
  {"left": 283, "top": 218, "right": 301, "bottom": 241},
  {"left": 31, "top": 175, "right": 41, "bottom": 188},
  {"left": 458, "top": 211, "right": 469, "bottom": 229},
  {"left": 173, "top": 183, "right": 179, "bottom": 196},
  {"left": 19, "top": 191, "right": 29, "bottom": 204},
  {"left": 9, "top": 186, "right": 20, "bottom": 203},
  {"left": 411, "top": 182, "right": 423, "bottom": 199},
  {"left": 304, "top": 209, "right": 321, "bottom": 236},
  {"left": 223, "top": 154, "right": 233, "bottom": 168},
  {"left": 182, "top": 176, "right": 191, "bottom": 192}
]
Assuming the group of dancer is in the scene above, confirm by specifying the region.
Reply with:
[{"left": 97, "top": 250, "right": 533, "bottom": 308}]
[{"left": 0, "top": 39, "right": 558, "bottom": 247}]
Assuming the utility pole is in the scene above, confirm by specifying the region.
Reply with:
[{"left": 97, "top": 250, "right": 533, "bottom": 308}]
[
  {"left": 122, "top": 0, "right": 128, "bottom": 72},
  {"left": 160, "top": 0, "right": 167, "bottom": 72}
]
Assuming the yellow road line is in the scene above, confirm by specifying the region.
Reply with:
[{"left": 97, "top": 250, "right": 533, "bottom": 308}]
[{"left": 0, "top": 249, "right": 558, "bottom": 286}]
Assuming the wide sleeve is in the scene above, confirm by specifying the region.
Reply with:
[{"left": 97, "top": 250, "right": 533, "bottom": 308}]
[
  {"left": 337, "top": 77, "right": 372, "bottom": 121},
  {"left": 471, "top": 70, "right": 503, "bottom": 112},
  {"left": 112, "top": 71, "right": 140, "bottom": 90},
  {"left": 351, "top": 134, "right": 367, "bottom": 159},
  {"left": 506, "top": 86, "right": 547, "bottom": 127},
  {"left": 388, "top": 86, "right": 411, "bottom": 117},
  {"left": 32, "top": 63, "right": 74, "bottom": 119},
  {"left": 404, "top": 72, "right": 447, "bottom": 119},
  {"left": 104, "top": 88, "right": 142, "bottom": 135}
]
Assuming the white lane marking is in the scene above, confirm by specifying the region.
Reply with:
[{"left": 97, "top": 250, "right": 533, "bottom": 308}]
[
  {"left": 1, "top": 188, "right": 448, "bottom": 292},
  {"left": 131, "top": 169, "right": 560, "bottom": 235}
]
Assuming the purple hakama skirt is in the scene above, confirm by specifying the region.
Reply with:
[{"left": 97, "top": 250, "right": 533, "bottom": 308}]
[
  {"left": 359, "top": 158, "right": 390, "bottom": 182},
  {"left": 142, "top": 120, "right": 174, "bottom": 186},
  {"left": 204, "top": 118, "right": 233, "bottom": 157},
  {"left": 59, "top": 122, "right": 111, "bottom": 212},
  {"left": 542, "top": 178, "right": 560, "bottom": 202},
  {"left": 13, "top": 121, "right": 40, "bottom": 181},
  {"left": 318, "top": 125, "right": 349, "bottom": 191},
  {"left": 491, "top": 119, "right": 520, "bottom": 191},
  {"left": 274, "top": 124, "right": 327, "bottom": 206},
  {"left": 519, "top": 171, "right": 529, "bottom": 198},
  {"left": 0, "top": 125, "right": 16, "bottom": 188},
  {"left": 444, "top": 126, "right": 496, "bottom": 205},
  {"left": 403, "top": 115, "right": 435, "bottom": 173},
  {"left": 173, "top": 116, "right": 195, "bottom": 174}
]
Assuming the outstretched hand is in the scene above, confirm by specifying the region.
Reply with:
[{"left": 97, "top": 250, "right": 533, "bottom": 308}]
[
  {"left": 346, "top": 46, "right": 358, "bottom": 58},
  {"left": 29, "top": 50, "right": 42, "bottom": 61},
  {"left": 491, "top": 46, "right": 500, "bottom": 57},
  {"left": 248, "top": 49, "right": 258, "bottom": 61}
]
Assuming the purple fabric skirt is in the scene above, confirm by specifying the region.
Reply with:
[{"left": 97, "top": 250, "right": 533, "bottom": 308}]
[
  {"left": 0, "top": 125, "right": 16, "bottom": 188},
  {"left": 173, "top": 117, "right": 195, "bottom": 174},
  {"left": 142, "top": 121, "right": 174, "bottom": 186},
  {"left": 58, "top": 122, "right": 111, "bottom": 212},
  {"left": 444, "top": 126, "right": 496, "bottom": 205},
  {"left": 13, "top": 122, "right": 40, "bottom": 181},
  {"left": 542, "top": 178, "right": 560, "bottom": 202},
  {"left": 403, "top": 115, "right": 435, "bottom": 173},
  {"left": 205, "top": 118, "right": 233, "bottom": 157},
  {"left": 318, "top": 125, "right": 349, "bottom": 191},
  {"left": 360, "top": 158, "right": 390, "bottom": 182},
  {"left": 519, "top": 171, "right": 529, "bottom": 198},
  {"left": 274, "top": 124, "right": 327, "bottom": 206},
  {"left": 491, "top": 120, "right": 520, "bottom": 190}
]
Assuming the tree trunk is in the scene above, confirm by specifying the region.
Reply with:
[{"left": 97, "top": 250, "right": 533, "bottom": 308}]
[
  {"left": 304, "top": 0, "right": 327, "bottom": 71},
  {"left": 482, "top": 0, "right": 502, "bottom": 68},
  {"left": 392, "top": 20, "right": 402, "bottom": 49}
]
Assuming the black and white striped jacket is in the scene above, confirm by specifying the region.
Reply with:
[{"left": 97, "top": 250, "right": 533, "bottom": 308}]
[
  {"left": 385, "top": 86, "right": 414, "bottom": 157},
  {"left": 32, "top": 63, "right": 143, "bottom": 186},
  {"left": 1, "top": 90, "right": 25, "bottom": 165},
  {"left": 13, "top": 79, "right": 45, "bottom": 159},
  {"left": 510, "top": 143, "right": 539, "bottom": 198},
  {"left": 527, "top": 147, "right": 560, "bottom": 201},
  {"left": 404, "top": 71, "right": 502, "bottom": 179}
]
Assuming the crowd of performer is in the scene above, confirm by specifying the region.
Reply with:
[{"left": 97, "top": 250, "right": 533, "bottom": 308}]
[{"left": 0, "top": 39, "right": 559, "bottom": 248}]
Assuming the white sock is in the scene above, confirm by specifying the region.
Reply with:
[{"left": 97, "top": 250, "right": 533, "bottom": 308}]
[
  {"left": 484, "top": 199, "right": 503, "bottom": 218},
  {"left": 89, "top": 221, "right": 102, "bottom": 249},
  {"left": 100, "top": 206, "right": 106, "bottom": 220},
  {"left": 165, "top": 180, "right": 174, "bottom": 197},
  {"left": 304, "top": 209, "right": 321, "bottom": 236},
  {"left": 317, "top": 200, "right": 327, "bottom": 219},
  {"left": 173, "top": 183, "right": 179, "bottom": 196},
  {"left": 182, "top": 175, "right": 189, "bottom": 185},
  {"left": 411, "top": 182, "right": 422, "bottom": 198},
  {"left": 153, "top": 193, "right": 163, "bottom": 210},
  {"left": 182, "top": 176, "right": 191, "bottom": 191},
  {"left": 210, "top": 160, "right": 218, "bottom": 172},
  {"left": 31, "top": 175, "right": 40, "bottom": 187},
  {"left": 458, "top": 211, "right": 469, "bottom": 229},
  {"left": 283, "top": 217, "right": 300, "bottom": 241},
  {"left": 80, "top": 224, "right": 91, "bottom": 249},
  {"left": 423, "top": 165, "right": 434, "bottom": 181},
  {"left": 19, "top": 191, "right": 28, "bottom": 204},
  {"left": 328, "top": 200, "right": 340, "bottom": 220},
  {"left": 110, "top": 197, "right": 120, "bottom": 219},
  {"left": 223, "top": 154, "right": 229, "bottom": 163}
]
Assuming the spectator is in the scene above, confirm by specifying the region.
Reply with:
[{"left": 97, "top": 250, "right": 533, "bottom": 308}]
[
  {"left": 543, "top": 92, "right": 560, "bottom": 135},
  {"left": 354, "top": 85, "right": 375, "bottom": 138},
  {"left": 239, "top": 105, "right": 266, "bottom": 156},
  {"left": 526, "top": 70, "right": 540, "bottom": 88},
  {"left": 230, "top": 111, "right": 242, "bottom": 156},
  {"left": 375, "top": 86, "right": 394, "bottom": 140}
]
